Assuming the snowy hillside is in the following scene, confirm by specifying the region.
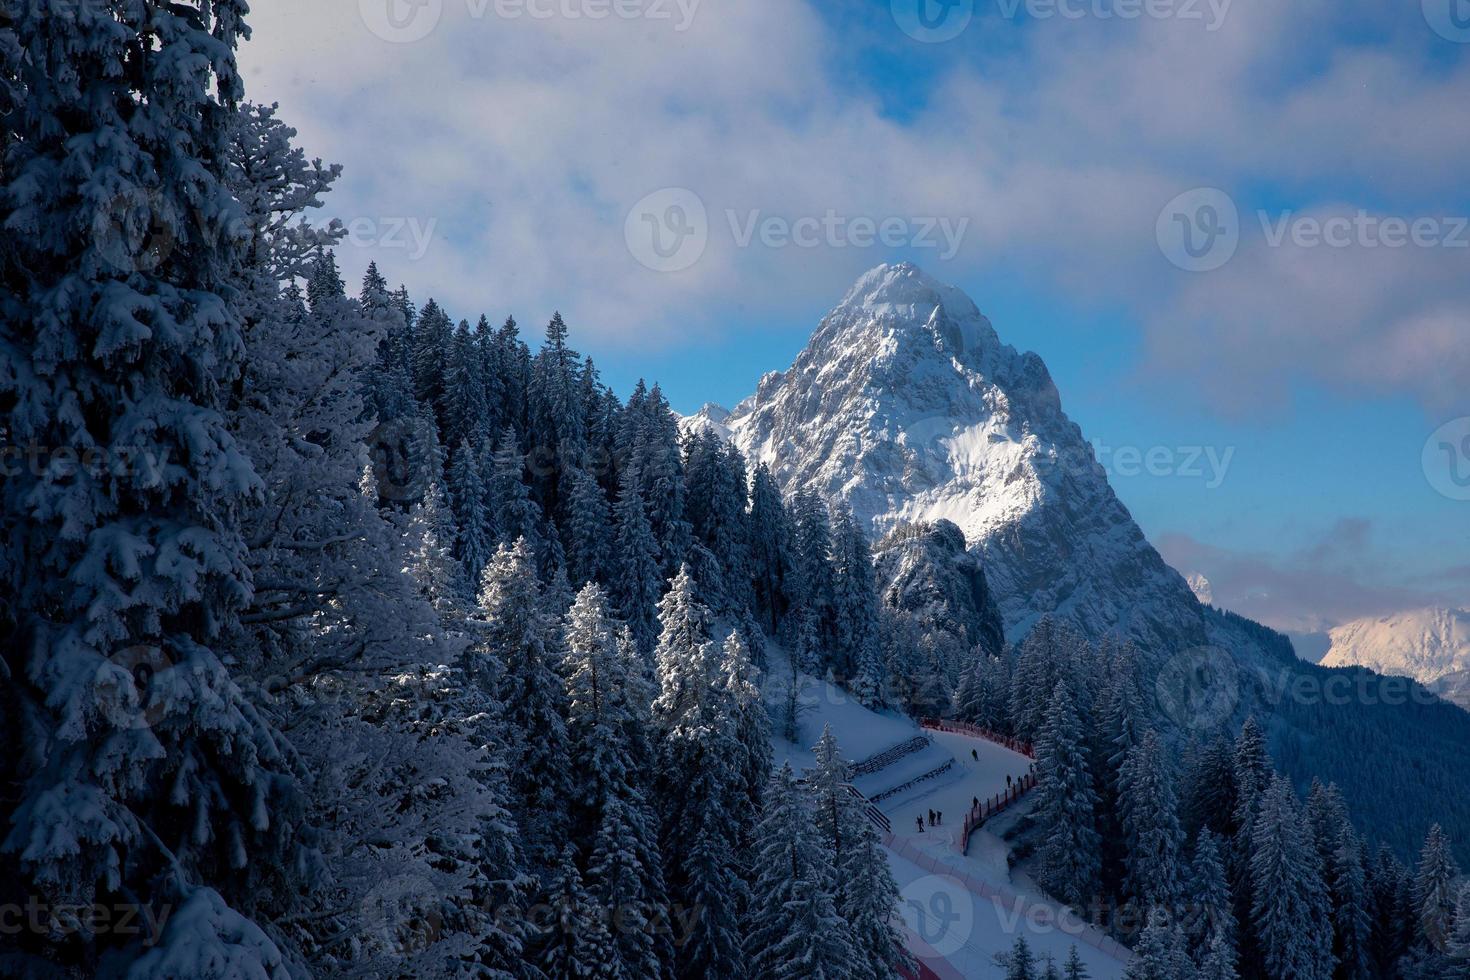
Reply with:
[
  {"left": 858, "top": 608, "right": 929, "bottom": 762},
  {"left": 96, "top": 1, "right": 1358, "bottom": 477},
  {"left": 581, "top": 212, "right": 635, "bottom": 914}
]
[
  {"left": 691, "top": 262, "right": 1207, "bottom": 652},
  {"left": 767, "top": 648, "right": 1129, "bottom": 979},
  {"left": 1321, "top": 608, "right": 1470, "bottom": 703}
]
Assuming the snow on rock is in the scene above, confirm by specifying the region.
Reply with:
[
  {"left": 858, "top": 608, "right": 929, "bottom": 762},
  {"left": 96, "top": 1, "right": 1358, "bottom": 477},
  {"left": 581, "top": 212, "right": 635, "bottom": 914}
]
[
  {"left": 873, "top": 520, "right": 1006, "bottom": 659},
  {"left": 708, "top": 262, "right": 1207, "bottom": 653}
]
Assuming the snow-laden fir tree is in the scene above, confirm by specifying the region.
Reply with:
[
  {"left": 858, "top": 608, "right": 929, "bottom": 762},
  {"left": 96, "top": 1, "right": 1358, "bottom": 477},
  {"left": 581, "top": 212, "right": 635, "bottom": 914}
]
[
  {"left": 748, "top": 463, "right": 794, "bottom": 633},
  {"left": 1034, "top": 680, "right": 1103, "bottom": 911},
  {"left": 0, "top": 2, "right": 300, "bottom": 971},
  {"left": 487, "top": 426, "right": 548, "bottom": 564},
  {"left": 1002, "top": 935, "right": 1039, "bottom": 980},
  {"left": 1306, "top": 780, "right": 1371, "bottom": 979},
  {"left": 1249, "top": 775, "right": 1335, "bottom": 980},
  {"left": 1063, "top": 945, "right": 1090, "bottom": 980},
  {"left": 1119, "top": 730, "right": 1186, "bottom": 913},
  {"left": 1414, "top": 823, "right": 1461, "bottom": 953},
  {"left": 476, "top": 539, "right": 572, "bottom": 870},
  {"left": 612, "top": 464, "right": 664, "bottom": 653},
  {"left": 540, "top": 843, "right": 619, "bottom": 979},
  {"left": 745, "top": 764, "right": 855, "bottom": 980},
  {"left": 1185, "top": 830, "right": 1236, "bottom": 964},
  {"left": 448, "top": 437, "right": 493, "bottom": 591},
  {"left": 412, "top": 298, "right": 453, "bottom": 426},
  {"left": 562, "top": 464, "right": 611, "bottom": 587},
  {"left": 407, "top": 479, "right": 463, "bottom": 615},
  {"left": 649, "top": 567, "right": 749, "bottom": 978},
  {"left": 807, "top": 725, "right": 911, "bottom": 978},
  {"left": 1124, "top": 909, "right": 1197, "bottom": 980}
]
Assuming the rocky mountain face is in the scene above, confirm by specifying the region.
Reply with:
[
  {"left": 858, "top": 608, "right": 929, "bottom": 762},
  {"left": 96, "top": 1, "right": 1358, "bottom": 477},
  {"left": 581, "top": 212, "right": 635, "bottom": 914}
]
[
  {"left": 871, "top": 519, "right": 1006, "bottom": 659},
  {"left": 1321, "top": 608, "right": 1470, "bottom": 708},
  {"left": 695, "top": 262, "right": 1207, "bottom": 654}
]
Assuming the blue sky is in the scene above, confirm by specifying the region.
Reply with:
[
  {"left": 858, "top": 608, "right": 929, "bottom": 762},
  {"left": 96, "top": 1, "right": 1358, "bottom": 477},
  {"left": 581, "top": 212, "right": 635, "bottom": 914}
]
[{"left": 243, "top": 0, "right": 1470, "bottom": 635}]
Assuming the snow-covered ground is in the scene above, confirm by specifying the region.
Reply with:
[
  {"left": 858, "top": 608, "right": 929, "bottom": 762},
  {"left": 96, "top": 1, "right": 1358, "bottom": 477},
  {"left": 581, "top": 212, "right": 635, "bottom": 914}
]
[{"left": 765, "top": 649, "right": 1130, "bottom": 978}]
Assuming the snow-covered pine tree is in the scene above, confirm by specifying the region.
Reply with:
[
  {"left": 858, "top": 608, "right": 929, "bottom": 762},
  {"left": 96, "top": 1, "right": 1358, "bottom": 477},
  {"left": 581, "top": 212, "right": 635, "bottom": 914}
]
[
  {"left": 746, "top": 764, "right": 855, "bottom": 980},
  {"left": 1249, "top": 775, "right": 1335, "bottom": 980},
  {"left": 487, "top": 426, "right": 548, "bottom": 563},
  {"left": 476, "top": 539, "right": 572, "bottom": 870},
  {"left": 1198, "top": 929, "right": 1240, "bottom": 980},
  {"left": 539, "top": 843, "right": 619, "bottom": 979},
  {"left": 1063, "top": 945, "right": 1090, "bottom": 980},
  {"left": 645, "top": 568, "right": 754, "bottom": 978},
  {"left": 807, "top": 725, "right": 910, "bottom": 978},
  {"left": 721, "top": 631, "right": 773, "bottom": 842},
  {"left": 407, "top": 478, "right": 463, "bottom": 615},
  {"left": 1306, "top": 781, "right": 1371, "bottom": 979},
  {"left": 1119, "top": 730, "right": 1186, "bottom": 914},
  {"left": 831, "top": 503, "right": 883, "bottom": 689},
  {"left": 0, "top": 2, "right": 307, "bottom": 971},
  {"left": 748, "top": 463, "right": 794, "bottom": 633},
  {"left": 612, "top": 464, "right": 664, "bottom": 653},
  {"left": 443, "top": 318, "right": 489, "bottom": 455},
  {"left": 411, "top": 298, "right": 453, "bottom": 427},
  {"left": 1185, "top": 830, "right": 1236, "bottom": 964},
  {"left": 1002, "top": 935, "right": 1039, "bottom": 980},
  {"left": 1180, "top": 736, "right": 1237, "bottom": 841},
  {"left": 562, "top": 464, "right": 611, "bottom": 587},
  {"left": 791, "top": 489, "right": 837, "bottom": 657},
  {"left": 1368, "top": 845, "right": 1414, "bottom": 975},
  {"left": 1034, "top": 681, "right": 1103, "bottom": 910},
  {"left": 1124, "top": 909, "right": 1197, "bottom": 980},
  {"left": 448, "top": 437, "right": 492, "bottom": 592},
  {"left": 1414, "top": 823, "right": 1462, "bottom": 953}
]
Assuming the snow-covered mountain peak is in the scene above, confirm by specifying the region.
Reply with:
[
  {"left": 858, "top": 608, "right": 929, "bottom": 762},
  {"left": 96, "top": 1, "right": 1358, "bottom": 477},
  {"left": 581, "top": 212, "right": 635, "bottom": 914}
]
[
  {"left": 1321, "top": 607, "right": 1470, "bottom": 684},
  {"left": 715, "top": 264, "right": 1205, "bottom": 650}
]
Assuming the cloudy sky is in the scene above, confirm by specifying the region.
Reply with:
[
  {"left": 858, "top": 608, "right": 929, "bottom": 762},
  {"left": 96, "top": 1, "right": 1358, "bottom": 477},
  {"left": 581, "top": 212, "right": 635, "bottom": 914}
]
[{"left": 242, "top": 0, "right": 1470, "bottom": 639}]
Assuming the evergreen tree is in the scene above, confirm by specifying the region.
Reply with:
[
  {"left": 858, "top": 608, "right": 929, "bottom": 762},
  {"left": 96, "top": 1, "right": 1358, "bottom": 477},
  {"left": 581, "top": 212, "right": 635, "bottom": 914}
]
[
  {"left": 748, "top": 463, "right": 794, "bottom": 633},
  {"left": 540, "top": 844, "right": 619, "bottom": 979},
  {"left": 612, "top": 465, "right": 663, "bottom": 653},
  {"left": 1249, "top": 775, "right": 1335, "bottom": 980},
  {"left": 1414, "top": 824, "right": 1461, "bottom": 952},
  {"left": 487, "top": 427, "right": 548, "bottom": 563},
  {"left": 1063, "top": 945, "right": 1090, "bottom": 980},
  {"left": 746, "top": 764, "right": 855, "bottom": 980},
  {"left": 1186, "top": 830, "right": 1236, "bottom": 962},
  {"left": 1124, "top": 909, "right": 1196, "bottom": 980},
  {"left": 831, "top": 504, "right": 883, "bottom": 690},
  {"left": 1003, "top": 935, "right": 1039, "bottom": 980},
  {"left": 1034, "top": 681, "right": 1103, "bottom": 910},
  {"left": 448, "top": 437, "right": 492, "bottom": 592},
  {"left": 808, "top": 726, "right": 910, "bottom": 977},
  {"left": 477, "top": 539, "right": 572, "bottom": 869},
  {"left": 563, "top": 464, "right": 612, "bottom": 587},
  {"left": 1120, "top": 730, "right": 1186, "bottom": 913},
  {"left": 412, "top": 298, "right": 453, "bottom": 425},
  {"left": 444, "top": 318, "right": 489, "bottom": 452}
]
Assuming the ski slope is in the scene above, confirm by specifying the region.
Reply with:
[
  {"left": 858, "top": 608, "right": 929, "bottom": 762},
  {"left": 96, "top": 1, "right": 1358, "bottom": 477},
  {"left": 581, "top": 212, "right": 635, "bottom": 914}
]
[{"left": 766, "top": 651, "right": 1131, "bottom": 978}]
